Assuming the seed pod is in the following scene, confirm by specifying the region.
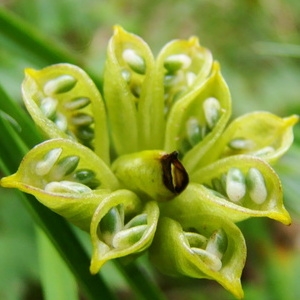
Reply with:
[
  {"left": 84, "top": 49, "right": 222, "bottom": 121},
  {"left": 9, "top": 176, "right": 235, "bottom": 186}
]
[{"left": 112, "top": 150, "right": 189, "bottom": 201}]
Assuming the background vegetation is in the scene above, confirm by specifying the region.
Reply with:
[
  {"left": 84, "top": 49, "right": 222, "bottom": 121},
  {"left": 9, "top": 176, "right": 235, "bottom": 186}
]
[{"left": 0, "top": 1, "right": 300, "bottom": 299}]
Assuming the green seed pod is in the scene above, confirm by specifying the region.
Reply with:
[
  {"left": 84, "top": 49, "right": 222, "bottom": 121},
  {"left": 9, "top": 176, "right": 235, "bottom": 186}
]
[
  {"left": 112, "top": 150, "right": 189, "bottom": 201},
  {"left": 90, "top": 191, "right": 159, "bottom": 273},
  {"left": 164, "top": 63, "right": 231, "bottom": 173},
  {"left": 149, "top": 216, "right": 246, "bottom": 299},
  {"left": 208, "top": 112, "right": 299, "bottom": 164},
  {"left": 22, "top": 63, "right": 109, "bottom": 164},
  {"left": 185, "top": 155, "right": 291, "bottom": 224}
]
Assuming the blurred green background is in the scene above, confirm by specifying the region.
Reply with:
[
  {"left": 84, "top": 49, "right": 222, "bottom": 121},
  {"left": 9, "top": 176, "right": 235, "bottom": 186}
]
[{"left": 1, "top": 0, "right": 300, "bottom": 299}]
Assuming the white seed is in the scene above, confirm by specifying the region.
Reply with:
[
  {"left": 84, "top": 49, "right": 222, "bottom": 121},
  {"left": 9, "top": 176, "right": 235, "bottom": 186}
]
[
  {"left": 35, "top": 148, "right": 62, "bottom": 176},
  {"left": 54, "top": 112, "right": 68, "bottom": 132},
  {"left": 43, "top": 75, "right": 77, "bottom": 95},
  {"left": 186, "top": 71, "right": 197, "bottom": 86},
  {"left": 64, "top": 97, "right": 91, "bottom": 110},
  {"left": 228, "top": 138, "right": 254, "bottom": 150},
  {"left": 112, "top": 225, "right": 148, "bottom": 249},
  {"left": 191, "top": 247, "right": 222, "bottom": 271},
  {"left": 124, "top": 213, "right": 147, "bottom": 229},
  {"left": 254, "top": 146, "right": 275, "bottom": 156},
  {"left": 121, "top": 69, "right": 131, "bottom": 82},
  {"left": 122, "top": 49, "right": 146, "bottom": 74},
  {"left": 100, "top": 207, "right": 124, "bottom": 246},
  {"left": 44, "top": 180, "right": 91, "bottom": 194},
  {"left": 226, "top": 168, "right": 246, "bottom": 202},
  {"left": 71, "top": 113, "right": 94, "bottom": 126},
  {"left": 205, "top": 229, "right": 227, "bottom": 260},
  {"left": 50, "top": 155, "right": 80, "bottom": 180},
  {"left": 164, "top": 54, "right": 192, "bottom": 72},
  {"left": 40, "top": 97, "right": 58, "bottom": 118},
  {"left": 186, "top": 117, "right": 202, "bottom": 146},
  {"left": 203, "top": 97, "right": 221, "bottom": 129},
  {"left": 247, "top": 168, "right": 268, "bottom": 204}
]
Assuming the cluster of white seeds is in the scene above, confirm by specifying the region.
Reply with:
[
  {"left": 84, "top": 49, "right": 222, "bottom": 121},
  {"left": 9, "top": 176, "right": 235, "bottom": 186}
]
[
  {"left": 34, "top": 148, "right": 99, "bottom": 194},
  {"left": 184, "top": 228, "right": 227, "bottom": 271},
  {"left": 100, "top": 205, "right": 148, "bottom": 250}
]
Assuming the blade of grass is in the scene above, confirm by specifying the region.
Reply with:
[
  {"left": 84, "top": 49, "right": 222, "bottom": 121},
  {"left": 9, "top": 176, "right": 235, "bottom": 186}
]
[
  {"left": 0, "top": 108, "right": 117, "bottom": 300},
  {"left": 37, "top": 227, "right": 79, "bottom": 300},
  {"left": 115, "top": 260, "right": 166, "bottom": 300},
  {"left": 0, "top": 7, "right": 80, "bottom": 65}
]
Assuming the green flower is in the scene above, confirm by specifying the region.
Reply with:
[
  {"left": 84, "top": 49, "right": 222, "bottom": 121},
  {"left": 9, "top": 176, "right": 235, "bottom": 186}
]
[{"left": 1, "top": 26, "right": 298, "bottom": 299}]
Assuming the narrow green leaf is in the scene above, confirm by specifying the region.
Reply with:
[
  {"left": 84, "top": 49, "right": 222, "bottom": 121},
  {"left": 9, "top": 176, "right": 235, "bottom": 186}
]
[{"left": 37, "top": 228, "right": 79, "bottom": 300}]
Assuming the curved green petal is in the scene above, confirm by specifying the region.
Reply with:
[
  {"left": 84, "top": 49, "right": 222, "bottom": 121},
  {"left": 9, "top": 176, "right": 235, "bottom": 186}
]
[
  {"left": 162, "top": 155, "right": 290, "bottom": 225},
  {"left": 150, "top": 216, "right": 245, "bottom": 299},
  {"left": 22, "top": 63, "right": 110, "bottom": 164},
  {"left": 103, "top": 25, "right": 156, "bottom": 155},
  {"left": 0, "top": 139, "right": 119, "bottom": 230},
  {"left": 90, "top": 190, "right": 159, "bottom": 273},
  {"left": 164, "top": 62, "right": 231, "bottom": 173},
  {"left": 156, "top": 35, "right": 213, "bottom": 114},
  {"left": 205, "top": 112, "right": 298, "bottom": 164}
]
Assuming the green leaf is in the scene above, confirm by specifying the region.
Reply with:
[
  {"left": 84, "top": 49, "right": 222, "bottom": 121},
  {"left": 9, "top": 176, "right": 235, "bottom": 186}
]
[
  {"left": 90, "top": 190, "right": 159, "bottom": 273},
  {"left": 205, "top": 112, "right": 299, "bottom": 164},
  {"left": 22, "top": 63, "right": 110, "bottom": 164},
  {"left": 0, "top": 138, "right": 119, "bottom": 231},
  {"left": 37, "top": 228, "right": 79, "bottom": 300},
  {"left": 150, "top": 216, "right": 246, "bottom": 299},
  {"left": 164, "top": 62, "right": 231, "bottom": 173}
]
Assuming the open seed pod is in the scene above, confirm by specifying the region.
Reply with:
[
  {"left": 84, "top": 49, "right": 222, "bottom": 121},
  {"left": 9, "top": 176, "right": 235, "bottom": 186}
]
[
  {"left": 0, "top": 138, "right": 119, "bottom": 230},
  {"left": 150, "top": 216, "right": 246, "bottom": 299},
  {"left": 90, "top": 190, "right": 159, "bottom": 273}
]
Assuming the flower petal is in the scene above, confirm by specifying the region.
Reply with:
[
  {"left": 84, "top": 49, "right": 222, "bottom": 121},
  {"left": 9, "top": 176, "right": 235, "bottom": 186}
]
[
  {"left": 164, "top": 62, "right": 231, "bottom": 173},
  {"left": 164, "top": 155, "right": 291, "bottom": 224},
  {"left": 22, "top": 63, "right": 110, "bottom": 164},
  {"left": 90, "top": 190, "right": 159, "bottom": 273},
  {"left": 149, "top": 216, "right": 245, "bottom": 299},
  {"left": 205, "top": 112, "right": 298, "bottom": 164},
  {"left": 0, "top": 139, "right": 119, "bottom": 230},
  {"left": 103, "top": 26, "right": 157, "bottom": 155},
  {"left": 156, "top": 35, "right": 213, "bottom": 114}
]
